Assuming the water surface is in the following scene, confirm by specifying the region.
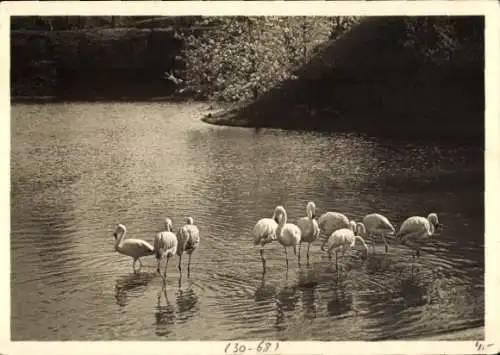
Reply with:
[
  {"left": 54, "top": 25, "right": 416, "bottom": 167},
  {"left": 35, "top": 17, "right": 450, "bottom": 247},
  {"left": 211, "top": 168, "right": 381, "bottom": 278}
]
[{"left": 11, "top": 102, "right": 484, "bottom": 340}]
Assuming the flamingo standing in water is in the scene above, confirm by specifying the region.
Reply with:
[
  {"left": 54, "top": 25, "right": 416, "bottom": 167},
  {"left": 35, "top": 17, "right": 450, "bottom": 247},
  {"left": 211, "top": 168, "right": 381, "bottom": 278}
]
[
  {"left": 253, "top": 207, "right": 280, "bottom": 273},
  {"left": 296, "top": 201, "right": 320, "bottom": 263},
  {"left": 362, "top": 213, "right": 396, "bottom": 254},
  {"left": 317, "top": 211, "right": 352, "bottom": 239},
  {"left": 177, "top": 217, "right": 200, "bottom": 278},
  {"left": 275, "top": 205, "right": 302, "bottom": 268},
  {"left": 396, "top": 212, "right": 441, "bottom": 263},
  {"left": 153, "top": 218, "right": 178, "bottom": 282},
  {"left": 321, "top": 221, "right": 369, "bottom": 270},
  {"left": 113, "top": 224, "right": 155, "bottom": 272}
]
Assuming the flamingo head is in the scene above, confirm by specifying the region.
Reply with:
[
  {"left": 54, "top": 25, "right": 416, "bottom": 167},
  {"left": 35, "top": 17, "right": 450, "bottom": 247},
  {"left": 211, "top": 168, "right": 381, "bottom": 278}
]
[
  {"left": 113, "top": 224, "right": 126, "bottom": 240},
  {"left": 186, "top": 217, "right": 194, "bottom": 225},
  {"left": 428, "top": 213, "right": 441, "bottom": 230},
  {"left": 320, "top": 236, "right": 328, "bottom": 252},
  {"left": 307, "top": 201, "right": 317, "bottom": 219},
  {"left": 164, "top": 218, "right": 173, "bottom": 231},
  {"left": 274, "top": 206, "right": 286, "bottom": 223}
]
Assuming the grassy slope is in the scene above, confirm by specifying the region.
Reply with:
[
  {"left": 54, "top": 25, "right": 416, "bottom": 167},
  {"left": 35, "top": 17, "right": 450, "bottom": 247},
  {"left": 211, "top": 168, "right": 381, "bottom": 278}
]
[{"left": 205, "top": 17, "right": 484, "bottom": 141}]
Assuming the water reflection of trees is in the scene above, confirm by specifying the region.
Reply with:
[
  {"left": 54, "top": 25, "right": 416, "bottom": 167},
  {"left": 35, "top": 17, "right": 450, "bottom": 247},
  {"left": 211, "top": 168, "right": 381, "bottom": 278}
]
[{"left": 114, "top": 272, "right": 154, "bottom": 307}]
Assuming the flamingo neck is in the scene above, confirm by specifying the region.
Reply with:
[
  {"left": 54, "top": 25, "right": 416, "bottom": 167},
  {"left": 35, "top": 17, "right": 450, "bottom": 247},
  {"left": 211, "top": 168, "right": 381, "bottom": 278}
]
[
  {"left": 354, "top": 236, "right": 368, "bottom": 251},
  {"left": 428, "top": 220, "right": 435, "bottom": 235},
  {"left": 277, "top": 210, "right": 287, "bottom": 235},
  {"left": 115, "top": 229, "right": 125, "bottom": 250}
]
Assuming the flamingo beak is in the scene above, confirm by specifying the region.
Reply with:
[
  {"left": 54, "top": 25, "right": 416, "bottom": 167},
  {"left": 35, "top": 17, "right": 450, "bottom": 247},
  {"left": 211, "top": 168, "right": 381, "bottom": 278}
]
[
  {"left": 312, "top": 213, "right": 316, "bottom": 219},
  {"left": 113, "top": 232, "right": 117, "bottom": 239}
]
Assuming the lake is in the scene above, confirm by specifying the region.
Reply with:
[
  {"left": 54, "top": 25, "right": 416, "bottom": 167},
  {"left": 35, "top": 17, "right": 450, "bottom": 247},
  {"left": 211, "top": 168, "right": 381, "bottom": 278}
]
[{"left": 10, "top": 102, "right": 484, "bottom": 340}]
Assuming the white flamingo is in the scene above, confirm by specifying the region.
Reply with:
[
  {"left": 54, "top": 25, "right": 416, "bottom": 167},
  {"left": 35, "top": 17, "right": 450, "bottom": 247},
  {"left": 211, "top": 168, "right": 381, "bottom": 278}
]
[
  {"left": 317, "top": 211, "right": 352, "bottom": 238},
  {"left": 362, "top": 213, "right": 396, "bottom": 254},
  {"left": 153, "top": 218, "right": 178, "bottom": 281},
  {"left": 275, "top": 205, "right": 302, "bottom": 268},
  {"left": 177, "top": 217, "right": 200, "bottom": 278},
  {"left": 253, "top": 207, "right": 280, "bottom": 273},
  {"left": 296, "top": 201, "right": 320, "bottom": 262},
  {"left": 321, "top": 221, "right": 369, "bottom": 270},
  {"left": 113, "top": 224, "right": 155, "bottom": 272},
  {"left": 396, "top": 212, "right": 441, "bottom": 262}
]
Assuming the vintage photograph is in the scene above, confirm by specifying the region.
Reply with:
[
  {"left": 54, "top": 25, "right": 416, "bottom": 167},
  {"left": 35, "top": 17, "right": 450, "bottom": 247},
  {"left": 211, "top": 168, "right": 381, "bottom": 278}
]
[{"left": 8, "top": 4, "right": 489, "bottom": 347}]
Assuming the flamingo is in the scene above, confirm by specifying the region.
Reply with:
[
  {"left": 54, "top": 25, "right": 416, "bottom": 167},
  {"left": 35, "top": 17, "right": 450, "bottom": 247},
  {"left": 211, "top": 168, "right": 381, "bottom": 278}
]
[
  {"left": 317, "top": 211, "right": 352, "bottom": 239},
  {"left": 113, "top": 224, "right": 155, "bottom": 272},
  {"left": 153, "top": 218, "right": 178, "bottom": 282},
  {"left": 321, "top": 221, "right": 369, "bottom": 270},
  {"left": 296, "top": 201, "right": 320, "bottom": 263},
  {"left": 275, "top": 205, "right": 302, "bottom": 268},
  {"left": 396, "top": 212, "right": 441, "bottom": 262},
  {"left": 177, "top": 217, "right": 200, "bottom": 278},
  {"left": 253, "top": 207, "right": 280, "bottom": 273},
  {"left": 362, "top": 213, "right": 396, "bottom": 254}
]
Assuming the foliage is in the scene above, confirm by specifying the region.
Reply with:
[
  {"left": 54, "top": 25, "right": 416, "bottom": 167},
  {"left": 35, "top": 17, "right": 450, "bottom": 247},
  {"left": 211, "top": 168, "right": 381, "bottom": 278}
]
[
  {"left": 401, "top": 17, "right": 483, "bottom": 65},
  {"left": 178, "top": 16, "right": 358, "bottom": 102}
]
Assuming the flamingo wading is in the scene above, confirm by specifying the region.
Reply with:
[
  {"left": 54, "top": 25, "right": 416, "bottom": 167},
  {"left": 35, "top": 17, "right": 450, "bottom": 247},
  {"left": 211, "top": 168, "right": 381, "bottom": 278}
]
[
  {"left": 153, "top": 218, "right": 178, "bottom": 281},
  {"left": 362, "top": 213, "right": 396, "bottom": 254},
  {"left": 177, "top": 217, "right": 200, "bottom": 278},
  {"left": 113, "top": 224, "right": 155, "bottom": 272},
  {"left": 396, "top": 212, "right": 441, "bottom": 262},
  {"left": 275, "top": 205, "right": 302, "bottom": 268},
  {"left": 253, "top": 207, "right": 279, "bottom": 273},
  {"left": 296, "top": 201, "right": 320, "bottom": 262},
  {"left": 321, "top": 221, "right": 369, "bottom": 270}
]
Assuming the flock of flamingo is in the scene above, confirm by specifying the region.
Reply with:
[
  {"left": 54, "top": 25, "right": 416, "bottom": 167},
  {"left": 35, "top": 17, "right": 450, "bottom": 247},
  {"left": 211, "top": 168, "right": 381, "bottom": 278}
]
[{"left": 112, "top": 201, "right": 441, "bottom": 280}]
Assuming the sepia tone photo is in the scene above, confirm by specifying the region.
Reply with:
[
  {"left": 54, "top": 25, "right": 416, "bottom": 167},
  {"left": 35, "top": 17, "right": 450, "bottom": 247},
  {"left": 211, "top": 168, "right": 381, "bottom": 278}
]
[{"left": 4, "top": 1, "right": 499, "bottom": 353}]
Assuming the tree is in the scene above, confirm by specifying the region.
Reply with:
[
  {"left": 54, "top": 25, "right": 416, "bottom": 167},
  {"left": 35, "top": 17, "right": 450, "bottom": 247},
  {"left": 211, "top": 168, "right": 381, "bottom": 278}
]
[{"left": 178, "top": 16, "right": 356, "bottom": 102}]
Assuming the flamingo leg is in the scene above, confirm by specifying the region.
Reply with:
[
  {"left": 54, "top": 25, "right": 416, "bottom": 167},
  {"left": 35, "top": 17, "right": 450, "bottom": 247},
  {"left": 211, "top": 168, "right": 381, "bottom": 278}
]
[
  {"left": 132, "top": 258, "right": 138, "bottom": 273},
  {"left": 383, "top": 235, "right": 389, "bottom": 253},
  {"left": 307, "top": 243, "right": 311, "bottom": 262},
  {"left": 284, "top": 247, "right": 289, "bottom": 268},
  {"left": 341, "top": 249, "right": 346, "bottom": 270},
  {"left": 178, "top": 254, "right": 183, "bottom": 275},
  {"left": 335, "top": 251, "right": 339, "bottom": 271},
  {"left": 260, "top": 248, "right": 266, "bottom": 274},
  {"left": 156, "top": 258, "right": 162, "bottom": 275},
  {"left": 297, "top": 242, "right": 301, "bottom": 263},
  {"left": 163, "top": 255, "right": 170, "bottom": 281},
  {"left": 187, "top": 253, "right": 192, "bottom": 278},
  {"left": 328, "top": 251, "right": 332, "bottom": 262}
]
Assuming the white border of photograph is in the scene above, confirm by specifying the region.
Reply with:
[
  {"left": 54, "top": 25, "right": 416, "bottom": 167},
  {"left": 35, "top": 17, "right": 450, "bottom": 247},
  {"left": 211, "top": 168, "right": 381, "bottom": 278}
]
[{"left": 1, "top": 1, "right": 499, "bottom": 354}]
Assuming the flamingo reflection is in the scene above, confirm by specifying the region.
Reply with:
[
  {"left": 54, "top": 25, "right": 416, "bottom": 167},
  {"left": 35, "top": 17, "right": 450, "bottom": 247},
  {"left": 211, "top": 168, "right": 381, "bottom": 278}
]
[
  {"left": 326, "top": 275, "right": 354, "bottom": 318},
  {"left": 114, "top": 272, "right": 155, "bottom": 307},
  {"left": 175, "top": 281, "right": 199, "bottom": 323},
  {"left": 274, "top": 271, "right": 300, "bottom": 332},
  {"left": 155, "top": 288, "right": 176, "bottom": 337},
  {"left": 298, "top": 265, "right": 319, "bottom": 319}
]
